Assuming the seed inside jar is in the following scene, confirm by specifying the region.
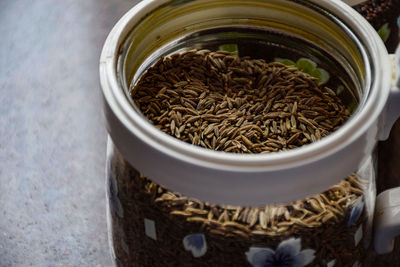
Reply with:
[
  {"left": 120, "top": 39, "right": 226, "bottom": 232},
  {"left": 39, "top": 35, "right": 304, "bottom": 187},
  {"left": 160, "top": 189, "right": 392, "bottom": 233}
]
[{"left": 131, "top": 49, "right": 350, "bottom": 153}]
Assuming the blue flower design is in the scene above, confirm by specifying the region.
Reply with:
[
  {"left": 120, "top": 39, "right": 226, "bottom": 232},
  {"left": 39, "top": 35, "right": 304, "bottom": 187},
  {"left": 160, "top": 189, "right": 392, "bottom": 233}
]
[
  {"left": 347, "top": 197, "right": 364, "bottom": 227},
  {"left": 378, "top": 23, "right": 391, "bottom": 43},
  {"left": 246, "top": 237, "right": 315, "bottom": 267},
  {"left": 183, "top": 233, "right": 207, "bottom": 258}
]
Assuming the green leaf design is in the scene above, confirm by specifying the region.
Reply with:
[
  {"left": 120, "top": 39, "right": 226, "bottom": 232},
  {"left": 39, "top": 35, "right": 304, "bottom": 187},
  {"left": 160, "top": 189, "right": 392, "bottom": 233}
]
[
  {"left": 273, "top": 57, "right": 330, "bottom": 84},
  {"left": 310, "top": 68, "right": 330, "bottom": 84},
  {"left": 218, "top": 44, "right": 239, "bottom": 56},
  {"left": 378, "top": 23, "right": 391, "bottom": 43},
  {"left": 274, "top": 58, "right": 295, "bottom": 66},
  {"left": 336, "top": 85, "right": 345, "bottom": 95},
  {"left": 296, "top": 58, "right": 317, "bottom": 74},
  {"left": 309, "top": 69, "right": 320, "bottom": 79},
  {"left": 347, "top": 99, "right": 358, "bottom": 114},
  {"left": 315, "top": 68, "right": 330, "bottom": 84}
]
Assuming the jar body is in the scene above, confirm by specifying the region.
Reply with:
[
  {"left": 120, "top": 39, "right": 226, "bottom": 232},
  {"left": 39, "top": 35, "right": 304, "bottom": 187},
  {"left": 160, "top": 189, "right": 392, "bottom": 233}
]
[{"left": 106, "top": 137, "right": 377, "bottom": 267}]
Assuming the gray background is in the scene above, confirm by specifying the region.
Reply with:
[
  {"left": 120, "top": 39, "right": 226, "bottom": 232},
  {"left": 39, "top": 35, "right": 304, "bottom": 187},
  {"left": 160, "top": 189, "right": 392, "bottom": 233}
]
[{"left": 0, "top": 0, "right": 139, "bottom": 266}]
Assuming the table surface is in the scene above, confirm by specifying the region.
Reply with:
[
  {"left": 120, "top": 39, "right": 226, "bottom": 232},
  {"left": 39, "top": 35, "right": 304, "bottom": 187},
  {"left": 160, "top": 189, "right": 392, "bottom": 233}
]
[{"left": 0, "top": 1, "right": 139, "bottom": 266}]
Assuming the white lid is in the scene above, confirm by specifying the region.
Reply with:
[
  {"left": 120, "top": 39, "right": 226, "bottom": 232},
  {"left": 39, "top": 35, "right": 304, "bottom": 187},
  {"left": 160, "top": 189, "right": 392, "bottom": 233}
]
[{"left": 100, "top": 0, "right": 391, "bottom": 205}]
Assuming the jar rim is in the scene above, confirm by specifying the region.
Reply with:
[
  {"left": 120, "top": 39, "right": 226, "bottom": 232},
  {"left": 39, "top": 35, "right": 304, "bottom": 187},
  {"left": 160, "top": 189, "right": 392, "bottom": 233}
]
[{"left": 100, "top": 0, "right": 391, "bottom": 205}]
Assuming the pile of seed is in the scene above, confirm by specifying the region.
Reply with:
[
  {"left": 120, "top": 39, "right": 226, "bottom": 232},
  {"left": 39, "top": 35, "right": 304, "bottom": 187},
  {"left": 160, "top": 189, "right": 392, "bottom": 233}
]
[
  {"left": 152, "top": 173, "right": 363, "bottom": 234},
  {"left": 131, "top": 49, "right": 350, "bottom": 153}
]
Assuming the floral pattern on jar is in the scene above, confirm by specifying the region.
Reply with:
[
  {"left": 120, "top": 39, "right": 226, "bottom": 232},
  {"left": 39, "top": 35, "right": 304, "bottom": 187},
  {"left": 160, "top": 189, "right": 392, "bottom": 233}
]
[
  {"left": 246, "top": 238, "right": 315, "bottom": 267},
  {"left": 183, "top": 233, "right": 208, "bottom": 258}
]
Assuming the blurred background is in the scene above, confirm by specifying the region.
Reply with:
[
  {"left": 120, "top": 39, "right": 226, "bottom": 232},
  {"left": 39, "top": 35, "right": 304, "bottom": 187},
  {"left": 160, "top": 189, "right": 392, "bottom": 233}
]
[{"left": 0, "top": 1, "right": 139, "bottom": 266}]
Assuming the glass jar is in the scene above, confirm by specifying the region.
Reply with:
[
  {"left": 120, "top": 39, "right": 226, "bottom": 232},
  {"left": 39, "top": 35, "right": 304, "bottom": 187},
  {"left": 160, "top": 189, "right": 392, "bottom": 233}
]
[{"left": 100, "top": 0, "right": 400, "bottom": 266}]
